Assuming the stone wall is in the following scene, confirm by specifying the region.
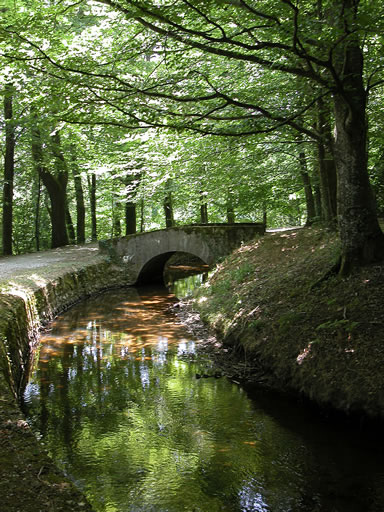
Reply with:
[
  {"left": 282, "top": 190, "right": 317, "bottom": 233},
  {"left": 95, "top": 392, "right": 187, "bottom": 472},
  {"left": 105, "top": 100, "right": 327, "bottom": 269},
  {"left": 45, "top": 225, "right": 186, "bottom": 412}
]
[
  {"left": 0, "top": 254, "right": 137, "bottom": 511},
  {"left": 0, "top": 261, "right": 134, "bottom": 397}
]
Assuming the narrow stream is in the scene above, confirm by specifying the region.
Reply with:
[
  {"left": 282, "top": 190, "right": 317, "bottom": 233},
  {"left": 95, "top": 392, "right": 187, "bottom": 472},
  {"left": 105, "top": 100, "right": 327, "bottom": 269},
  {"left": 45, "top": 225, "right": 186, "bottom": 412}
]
[{"left": 22, "top": 277, "right": 384, "bottom": 512}]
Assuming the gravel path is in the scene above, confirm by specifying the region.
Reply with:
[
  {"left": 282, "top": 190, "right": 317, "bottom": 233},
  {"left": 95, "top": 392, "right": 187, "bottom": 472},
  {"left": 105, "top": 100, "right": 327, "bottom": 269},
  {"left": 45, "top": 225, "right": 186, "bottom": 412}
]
[{"left": 0, "top": 243, "right": 103, "bottom": 283}]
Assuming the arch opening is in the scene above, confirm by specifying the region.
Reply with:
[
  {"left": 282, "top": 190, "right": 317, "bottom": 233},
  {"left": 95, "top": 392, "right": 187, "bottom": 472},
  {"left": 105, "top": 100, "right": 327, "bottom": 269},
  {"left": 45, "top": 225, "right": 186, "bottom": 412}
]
[{"left": 136, "top": 251, "right": 209, "bottom": 285}]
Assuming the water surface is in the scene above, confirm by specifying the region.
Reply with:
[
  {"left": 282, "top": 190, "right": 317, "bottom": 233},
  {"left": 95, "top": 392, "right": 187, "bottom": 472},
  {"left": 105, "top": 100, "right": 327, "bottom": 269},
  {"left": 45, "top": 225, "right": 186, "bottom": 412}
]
[{"left": 23, "top": 286, "right": 384, "bottom": 512}]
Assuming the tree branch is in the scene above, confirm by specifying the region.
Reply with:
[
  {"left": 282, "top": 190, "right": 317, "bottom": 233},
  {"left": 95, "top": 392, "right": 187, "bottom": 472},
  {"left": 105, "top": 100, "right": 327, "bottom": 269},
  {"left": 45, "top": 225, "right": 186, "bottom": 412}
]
[{"left": 96, "top": 0, "right": 330, "bottom": 84}]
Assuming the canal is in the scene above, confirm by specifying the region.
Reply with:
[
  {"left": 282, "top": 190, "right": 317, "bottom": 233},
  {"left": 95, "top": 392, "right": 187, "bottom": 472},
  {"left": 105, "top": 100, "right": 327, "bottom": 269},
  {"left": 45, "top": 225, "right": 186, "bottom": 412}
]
[{"left": 21, "top": 277, "right": 384, "bottom": 511}]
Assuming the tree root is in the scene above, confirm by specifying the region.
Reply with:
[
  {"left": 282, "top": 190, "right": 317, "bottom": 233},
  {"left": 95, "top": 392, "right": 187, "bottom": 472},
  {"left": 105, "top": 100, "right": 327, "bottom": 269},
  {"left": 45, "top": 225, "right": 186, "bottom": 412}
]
[{"left": 310, "top": 257, "right": 342, "bottom": 289}]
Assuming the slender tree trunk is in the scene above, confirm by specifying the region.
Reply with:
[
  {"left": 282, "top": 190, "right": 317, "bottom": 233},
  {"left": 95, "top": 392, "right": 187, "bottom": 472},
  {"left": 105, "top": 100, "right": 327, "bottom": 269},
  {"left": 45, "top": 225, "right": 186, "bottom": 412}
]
[
  {"left": 317, "top": 98, "right": 337, "bottom": 225},
  {"left": 164, "top": 194, "right": 174, "bottom": 228},
  {"left": 112, "top": 195, "right": 121, "bottom": 237},
  {"left": 262, "top": 208, "right": 267, "bottom": 228},
  {"left": 140, "top": 199, "right": 145, "bottom": 232},
  {"left": 34, "top": 174, "right": 41, "bottom": 251},
  {"left": 70, "top": 146, "right": 86, "bottom": 244},
  {"left": 66, "top": 207, "right": 76, "bottom": 244},
  {"left": 50, "top": 131, "right": 70, "bottom": 247},
  {"left": 2, "top": 85, "right": 15, "bottom": 255},
  {"left": 227, "top": 206, "right": 235, "bottom": 224},
  {"left": 298, "top": 151, "right": 316, "bottom": 226},
  {"left": 46, "top": 181, "right": 68, "bottom": 248},
  {"left": 200, "top": 191, "right": 208, "bottom": 224},
  {"left": 125, "top": 202, "right": 137, "bottom": 235},
  {"left": 87, "top": 173, "right": 97, "bottom": 241},
  {"left": 123, "top": 173, "right": 140, "bottom": 235},
  {"left": 332, "top": 3, "right": 384, "bottom": 273},
  {"left": 226, "top": 190, "right": 235, "bottom": 224},
  {"left": 317, "top": 141, "right": 337, "bottom": 224},
  {"left": 313, "top": 184, "right": 322, "bottom": 219}
]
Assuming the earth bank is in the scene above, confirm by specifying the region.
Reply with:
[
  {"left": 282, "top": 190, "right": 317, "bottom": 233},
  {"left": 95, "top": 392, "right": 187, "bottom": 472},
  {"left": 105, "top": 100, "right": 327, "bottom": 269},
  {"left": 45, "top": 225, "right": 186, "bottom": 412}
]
[{"left": 192, "top": 226, "right": 384, "bottom": 419}]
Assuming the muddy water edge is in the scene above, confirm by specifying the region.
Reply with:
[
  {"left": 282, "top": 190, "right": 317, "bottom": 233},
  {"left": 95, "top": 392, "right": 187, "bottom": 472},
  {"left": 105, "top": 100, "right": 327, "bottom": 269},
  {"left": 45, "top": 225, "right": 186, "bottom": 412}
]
[{"left": 20, "top": 274, "right": 384, "bottom": 512}]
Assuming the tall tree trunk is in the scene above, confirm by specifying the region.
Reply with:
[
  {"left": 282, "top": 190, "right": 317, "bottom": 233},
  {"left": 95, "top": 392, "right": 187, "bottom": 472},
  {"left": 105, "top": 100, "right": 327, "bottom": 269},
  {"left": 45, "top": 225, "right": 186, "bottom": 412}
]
[
  {"left": 87, "top": 173, "right": 97, "bottom": 241},
  {"left": 313, "top": 184, "right": 322, "bottom": 219},
  {"left": 34, "top": 174, "right": 41, "bottom": 251},
  {"left": 46, "top": 178, "right": 68, "bottom": 248},
  {"left": 298, "top": 151, "right": 316, "bottom": 226},
  {"left": 70, "top": 146, "right": 86, "bottom": 244},
  {"left": 66, "top": 207, "right": 76, "bottom": 244},
  {"left": 164, "top": 194, "right": 174, "bottom": 228},
  {"left": 2, "top": 84, "right": 15, "bottom": 255},
  {"left": 317, "top": 97, "right": 337, "bottom": 225},
  {"left": 226, "top": 190, "right": 235, "bottom": 224},
  {"left": 332, "top": 3, "right": 384, "bottom": 273},
  {"left": 123, "top": 173, "right": 140, "bottom": 235},
  {"left": 31, "top": 124, "right": 69, "bottom": 248},
  {"left": 262, "top": 207, "right": 267, "bottom": 228},
  {"left": 50, "top": 131, "right": 70, "bottom": 247},
  {"left": 200, "top": 191, "right": 208, "bottom": 224},
  {"left": 125, "top": 202, "right": 136, "bottom": 235},
  {"left": 140, "top": 198, "right": 145, "bottom": 232},
  {"left": 112, "top": 195, "right": 121, "bottom": 237}
]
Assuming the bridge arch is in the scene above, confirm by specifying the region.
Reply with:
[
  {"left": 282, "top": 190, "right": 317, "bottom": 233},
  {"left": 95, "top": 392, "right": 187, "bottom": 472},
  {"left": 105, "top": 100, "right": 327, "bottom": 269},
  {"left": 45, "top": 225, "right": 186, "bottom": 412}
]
[
  {"left": 136, "top": 250, "right": 208, "bottom": 284},
  {"left": 99, "top": 224, "right": 265, "bottom": 285}
]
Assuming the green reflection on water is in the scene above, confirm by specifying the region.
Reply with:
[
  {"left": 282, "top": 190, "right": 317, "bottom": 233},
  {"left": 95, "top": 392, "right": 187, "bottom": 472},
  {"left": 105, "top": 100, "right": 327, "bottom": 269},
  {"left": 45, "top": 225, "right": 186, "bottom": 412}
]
[
  {"left": 23, "top": 287, "right": 384, "bottom": 512},
  {"left": 168, "top": 272, "right": 207, "bottom": 299}
]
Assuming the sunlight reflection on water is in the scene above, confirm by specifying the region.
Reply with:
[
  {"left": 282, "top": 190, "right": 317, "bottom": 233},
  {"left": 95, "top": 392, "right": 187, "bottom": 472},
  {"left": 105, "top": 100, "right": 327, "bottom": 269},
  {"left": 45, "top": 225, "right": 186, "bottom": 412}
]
[{"left": 22, "top": 282, "right": 384, "bottom": 512}]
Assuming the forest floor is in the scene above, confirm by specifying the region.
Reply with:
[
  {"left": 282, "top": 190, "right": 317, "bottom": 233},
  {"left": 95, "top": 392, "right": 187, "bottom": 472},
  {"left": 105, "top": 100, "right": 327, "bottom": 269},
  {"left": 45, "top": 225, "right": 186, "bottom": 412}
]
[{"left": 190, "top": 224, "right": 384, "bottom": 421}]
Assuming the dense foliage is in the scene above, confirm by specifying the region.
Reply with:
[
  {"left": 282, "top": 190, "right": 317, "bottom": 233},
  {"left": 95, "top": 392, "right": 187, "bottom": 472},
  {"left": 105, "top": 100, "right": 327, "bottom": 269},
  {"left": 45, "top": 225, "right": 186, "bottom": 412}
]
[{"left": 0, "top": 0, "right": 383, "bottom": 272}]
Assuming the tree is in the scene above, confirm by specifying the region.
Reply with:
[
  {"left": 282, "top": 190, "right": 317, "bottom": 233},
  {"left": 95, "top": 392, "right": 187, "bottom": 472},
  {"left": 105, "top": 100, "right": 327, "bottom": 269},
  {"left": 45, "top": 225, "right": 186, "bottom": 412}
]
[
  {"left": 2, "top": 0, "right": 384, "bottom": 267},
  {"left": 92, "top": 0, "right": 384, "bottom": 272},
  {"left": 87, "top": 172, "right": 97, "bottom": 241},
  {"left": 31, "top": 121, "right": 69, "bottom": 248},
  {"left": 298, "top": 150, "right": 316, "bottom": 226},
  {"left": 2, "top": 83, "right": 15, "bottom": 255},
  {"left": 71, "top": 160, "right": 86, "bottom": 243}
]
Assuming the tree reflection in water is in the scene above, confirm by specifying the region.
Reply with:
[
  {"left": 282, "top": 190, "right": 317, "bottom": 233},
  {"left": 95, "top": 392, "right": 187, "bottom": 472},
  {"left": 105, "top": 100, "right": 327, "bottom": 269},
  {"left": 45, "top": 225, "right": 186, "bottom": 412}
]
[{"left": 22, "top": 287, "right": 384, "bottom": 512}]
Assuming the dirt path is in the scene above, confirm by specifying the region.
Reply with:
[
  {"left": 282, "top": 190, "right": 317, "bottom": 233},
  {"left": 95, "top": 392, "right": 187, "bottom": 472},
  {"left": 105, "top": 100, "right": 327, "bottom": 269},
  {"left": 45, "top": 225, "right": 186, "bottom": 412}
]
[{"left": 0, "top": 243, "right": 102, "bottom": 284}]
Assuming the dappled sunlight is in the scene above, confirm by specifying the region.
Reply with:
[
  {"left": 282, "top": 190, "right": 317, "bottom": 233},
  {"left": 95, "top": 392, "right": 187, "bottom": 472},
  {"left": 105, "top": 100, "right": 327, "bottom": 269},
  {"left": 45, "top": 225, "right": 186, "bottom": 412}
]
[
  {"left": 29, "top": 273, "right": 50, "bottom": 287},
  {"left": 1, "top": 280, "right": 35, "bottom": 298},
  {"left": 238, "top": 240, "right": 261, "bottom": 253},
  {"left": 37, "top": 288, "right": 196, "bottom": 375},
  {"left": 296, "top": 343, "right": 313, "bottom": 365},
  {"left": 279, "top": 231, "right": 298, "bottom": 239},
  {"left": 281, "top": 245, "right": 299, "bottom": 252}
]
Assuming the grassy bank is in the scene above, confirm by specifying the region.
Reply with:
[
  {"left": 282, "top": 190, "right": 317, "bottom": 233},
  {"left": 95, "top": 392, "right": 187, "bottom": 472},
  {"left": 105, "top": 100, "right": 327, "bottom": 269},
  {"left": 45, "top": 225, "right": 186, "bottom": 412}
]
[{"left": 193, "top": 227, "right": 384, "bottom": 419}]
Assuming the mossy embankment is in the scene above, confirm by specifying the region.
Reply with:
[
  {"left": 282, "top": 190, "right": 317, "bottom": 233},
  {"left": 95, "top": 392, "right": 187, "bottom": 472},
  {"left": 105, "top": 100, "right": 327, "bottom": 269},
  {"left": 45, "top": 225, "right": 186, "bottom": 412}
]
[
  {"left": 193, "top": 227, "right": 384, "bottom": 419},
  {"left": 0, "top": 243, "right": 135, "bottom": 512}
]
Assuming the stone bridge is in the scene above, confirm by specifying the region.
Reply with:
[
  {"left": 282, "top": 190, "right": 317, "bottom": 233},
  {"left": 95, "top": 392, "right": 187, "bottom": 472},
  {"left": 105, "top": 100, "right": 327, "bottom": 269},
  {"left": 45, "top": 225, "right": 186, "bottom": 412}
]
[{"left": 99, "top": 223, "right": 265, "bottom": 284}]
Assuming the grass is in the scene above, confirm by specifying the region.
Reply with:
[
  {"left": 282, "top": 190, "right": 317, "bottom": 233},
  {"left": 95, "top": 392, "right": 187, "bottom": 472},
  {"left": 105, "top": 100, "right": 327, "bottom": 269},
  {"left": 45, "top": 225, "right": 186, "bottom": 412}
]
[{"left": 194, "top": 226, "right": 384, "bottom": 418}]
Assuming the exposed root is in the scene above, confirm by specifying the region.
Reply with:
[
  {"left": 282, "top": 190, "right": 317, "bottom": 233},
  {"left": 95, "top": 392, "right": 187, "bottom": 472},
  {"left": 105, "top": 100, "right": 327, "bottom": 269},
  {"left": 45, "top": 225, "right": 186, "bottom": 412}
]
[{"left": 310, "top": 257, "right": 341, "bottom": 289}]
